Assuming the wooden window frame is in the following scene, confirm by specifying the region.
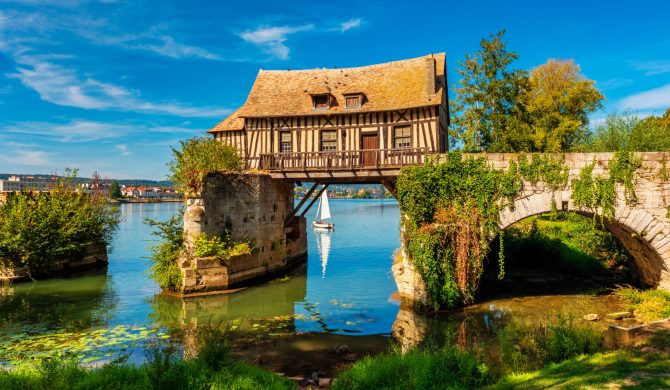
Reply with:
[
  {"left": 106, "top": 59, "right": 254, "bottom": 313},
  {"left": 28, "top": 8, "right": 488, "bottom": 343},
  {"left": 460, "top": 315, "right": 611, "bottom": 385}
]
[
  {"left": 279, "top": 131, "right": 292, "bottom": 153},
  {"left": 312, "top": 94, "right": 330, "bottom": 110},
  {"left": 345, "top": 95, "right": 362, "bottom": 109},
  {"left": 393, "top": 125, "right": 412, "bottom": 149},
  {"left": 320, "top": 130, "right": 337, "bottom": 152}
]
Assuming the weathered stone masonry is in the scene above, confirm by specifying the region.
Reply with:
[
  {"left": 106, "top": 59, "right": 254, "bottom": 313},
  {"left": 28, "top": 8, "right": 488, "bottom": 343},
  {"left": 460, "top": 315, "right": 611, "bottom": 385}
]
[
  {"left": 393, "top": 152, "right": 670, "bottom": 306},
  {"left": 180, "top": 173, "right": 307, "bottom": 293}
]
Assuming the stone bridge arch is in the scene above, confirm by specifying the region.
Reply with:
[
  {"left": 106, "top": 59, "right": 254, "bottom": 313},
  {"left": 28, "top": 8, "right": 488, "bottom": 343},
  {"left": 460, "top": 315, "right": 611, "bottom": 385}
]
[
  {"left": 491, "top": 152, "right": 670, "bottom": 291},
  {"left": 394, "top": 152, "right": 670, "bottom": 306},
  {"left": 499, "top": 191, "right": 670, "bottom": 290}
]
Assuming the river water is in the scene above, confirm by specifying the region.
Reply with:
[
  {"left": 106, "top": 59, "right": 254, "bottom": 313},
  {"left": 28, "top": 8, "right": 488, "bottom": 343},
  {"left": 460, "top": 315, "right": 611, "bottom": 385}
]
[{"left": 0, "top": 200, "right": 631, "bottom": 368}]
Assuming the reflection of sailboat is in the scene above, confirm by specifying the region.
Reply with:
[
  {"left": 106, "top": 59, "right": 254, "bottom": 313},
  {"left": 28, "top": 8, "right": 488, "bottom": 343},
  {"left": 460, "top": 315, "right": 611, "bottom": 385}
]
[
  {"left": 311, "top": 190, "right": 334, "bottom": 230},
  {"left": 315, "top": 230, "right": 331, "bottom": 278}
]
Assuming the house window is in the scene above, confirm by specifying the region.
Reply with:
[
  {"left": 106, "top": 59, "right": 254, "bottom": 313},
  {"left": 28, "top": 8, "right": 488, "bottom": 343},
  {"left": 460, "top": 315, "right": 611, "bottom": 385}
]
[
  {"left": 312, "top": 95, "right": 330, "bottom": 110},
  {"left": 394, "top": 125, "right": 411, "bottom": 148},
  {"left": 320, "top": 130, "right": 337, "bottom": 151},
  {"left": 280, "top": 132, "right": 292, "bottom": 153},
  {"left": 345, "top": 95, "right": 361, "bottom": 109}
]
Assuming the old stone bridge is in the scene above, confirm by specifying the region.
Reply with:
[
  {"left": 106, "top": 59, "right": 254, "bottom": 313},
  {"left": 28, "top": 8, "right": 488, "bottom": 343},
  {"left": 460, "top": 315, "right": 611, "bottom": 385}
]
[
  {"left": 394, "top": 152, "right": 670, "bottom": 305},
  {"left": 181, "top": 151, "right": 670, "bottom": 302}
]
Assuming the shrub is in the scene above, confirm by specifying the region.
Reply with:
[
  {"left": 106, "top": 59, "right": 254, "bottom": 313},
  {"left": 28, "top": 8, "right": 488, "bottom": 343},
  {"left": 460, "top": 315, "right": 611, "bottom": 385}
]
[
  {"left": 193, "top": 233, "right": 253, "bottom": 262},
  {"left": 168, "top": 136, "right": 243, "bottom": 195},
  {"left": 497, "top": 314, "right": 604, "bottom": 373},
  {"left": 333, "top": 345, "right": 491, "bottom": 390},
  {"left": 615, "top": 286, "right": 670, "bottom": 322},
  {"left": 145, "top": 212, "right": 184, "bottom": 292},
  {"left": 0, "top": 170, "right": 119, "bottom": 277}
]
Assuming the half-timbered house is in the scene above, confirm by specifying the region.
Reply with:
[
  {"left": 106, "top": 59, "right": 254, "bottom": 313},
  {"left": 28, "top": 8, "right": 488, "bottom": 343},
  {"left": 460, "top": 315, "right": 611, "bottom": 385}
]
[{"left": 209, "top": 53, "right": 449, "bottom": 184}]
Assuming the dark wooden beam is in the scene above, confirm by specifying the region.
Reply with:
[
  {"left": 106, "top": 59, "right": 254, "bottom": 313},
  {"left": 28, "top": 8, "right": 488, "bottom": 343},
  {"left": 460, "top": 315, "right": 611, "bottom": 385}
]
[
  {"left": 382, "top": 179, "right": 398, "bottom": 199},
  {"left": 284, "top": 182, "right": 319, "bottom": 226}
]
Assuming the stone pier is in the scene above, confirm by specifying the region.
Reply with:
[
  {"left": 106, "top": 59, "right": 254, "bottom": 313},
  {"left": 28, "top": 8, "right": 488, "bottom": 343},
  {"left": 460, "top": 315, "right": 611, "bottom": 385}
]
[{"left": 180, "top": 173, "right": 307, "bottom": 293}]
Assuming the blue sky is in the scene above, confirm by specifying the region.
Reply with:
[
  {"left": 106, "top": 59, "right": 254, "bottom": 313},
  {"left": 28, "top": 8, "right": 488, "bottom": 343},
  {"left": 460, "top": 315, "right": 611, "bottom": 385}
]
[{"left": 1, "top": 0, "right": 669, "bottom": 180}]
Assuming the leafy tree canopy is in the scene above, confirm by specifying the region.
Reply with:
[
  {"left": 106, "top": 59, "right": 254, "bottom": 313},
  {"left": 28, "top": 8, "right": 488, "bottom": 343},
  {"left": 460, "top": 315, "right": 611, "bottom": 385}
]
[
  {"left": 168, "top": 136, "right": 243, "bottom": 195},
  {"left": 523, "top": 59, "right": 604, "bottom": 152},
  {"left": 451, "top": 32, "right": 604, "bottom": 153}
]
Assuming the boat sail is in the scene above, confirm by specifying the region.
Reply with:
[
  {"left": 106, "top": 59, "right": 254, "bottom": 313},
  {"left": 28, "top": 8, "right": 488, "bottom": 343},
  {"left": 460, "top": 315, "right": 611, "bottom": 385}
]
[{"left": 312, "top": 189, "right": 334, "bottom": 229}]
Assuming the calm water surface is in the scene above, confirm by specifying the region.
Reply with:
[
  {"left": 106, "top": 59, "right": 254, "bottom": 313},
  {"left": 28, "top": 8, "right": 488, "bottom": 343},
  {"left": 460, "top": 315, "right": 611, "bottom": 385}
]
[{"left": 0, "top": 200, "right": 629, "bottom": 363}]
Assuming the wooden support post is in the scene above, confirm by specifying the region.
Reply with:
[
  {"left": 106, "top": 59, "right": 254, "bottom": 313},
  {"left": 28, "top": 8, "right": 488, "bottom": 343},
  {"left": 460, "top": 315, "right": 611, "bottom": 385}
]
[
  {"left": 285, "top": 182, "right": 319, "bottom": 226},
  {"left": 382, "top": 179, "right": 398, "bottom": 199}
]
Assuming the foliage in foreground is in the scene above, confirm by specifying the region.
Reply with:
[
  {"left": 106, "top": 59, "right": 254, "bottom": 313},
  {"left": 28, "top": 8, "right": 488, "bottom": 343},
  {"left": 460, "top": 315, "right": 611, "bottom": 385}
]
[
  {"left": 333, "top": 317, "right": 670, "bottom": 389},
  {"left": 145, "top": 211, "right": 184, "bottom": 292},
  {"left": 168, "top": 136, "right": 243, "bottom": 195},
  {"left": 497, "top": 315, "right": 604, "bottom": 374},
  {"left": 332, "top": 344, "right": 491, "bottom": 390},
  {"left": 0, "top": 330, "right": 294, "bottom": 390},
  {"left": 615, "top": 286, "right": 670, "bottom": 322},
  {"left": 0, "top": 170, "right": 119, "bottom": 277},
  {"left": 492, "top": 349, "right": 670, "bottom": 390}
]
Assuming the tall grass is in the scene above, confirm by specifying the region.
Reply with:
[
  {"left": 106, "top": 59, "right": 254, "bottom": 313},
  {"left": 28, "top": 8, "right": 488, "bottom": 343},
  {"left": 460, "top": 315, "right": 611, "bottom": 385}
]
[
  {"left": 615, "top": 286, "right": 670, "bottom": 322},
  {"left": 497, "top": 314, "right": 604, "bottom": 373},
  {"left": 332, "top": 344, "right": 491, "bottom": 390}
]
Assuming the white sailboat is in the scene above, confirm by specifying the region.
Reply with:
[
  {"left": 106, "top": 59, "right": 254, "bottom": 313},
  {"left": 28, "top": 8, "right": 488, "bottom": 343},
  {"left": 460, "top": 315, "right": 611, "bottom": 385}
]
[
  {"left": 312, "top": 189, "right": 335, "bottom": 230},
  {"left": 315, "top": 230, "right": 331, "bottom": 278}
]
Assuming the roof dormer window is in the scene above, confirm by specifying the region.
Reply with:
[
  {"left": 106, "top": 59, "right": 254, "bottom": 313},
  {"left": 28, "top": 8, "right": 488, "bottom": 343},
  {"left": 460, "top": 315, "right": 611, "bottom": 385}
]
[
  {"left": 343, "top": 91, "right": 365, "bottom": 109},
  {"left": 345, "top": 95, "right": 362, "bottom": 109},
  {"left": 312, "top": 94, "right": 330, "bottom": 110}
]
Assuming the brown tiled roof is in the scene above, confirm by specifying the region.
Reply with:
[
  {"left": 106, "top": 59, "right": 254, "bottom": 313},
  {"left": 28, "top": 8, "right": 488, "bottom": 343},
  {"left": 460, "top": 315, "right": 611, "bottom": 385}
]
[
  {"left": 209, "top": 53, "right": 445, "bottom": 132},
  {"left": 208, "top": 107, "right": 245, "bottom": 133}
]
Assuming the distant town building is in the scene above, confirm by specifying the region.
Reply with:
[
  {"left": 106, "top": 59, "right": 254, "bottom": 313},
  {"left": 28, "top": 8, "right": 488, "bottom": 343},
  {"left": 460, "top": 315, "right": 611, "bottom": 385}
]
[
  {"left": 0, "top": 175, "right": 57, "bottom": 192},
  {"left": 120, "top": 185, "right": 182, "bottom": 199}
]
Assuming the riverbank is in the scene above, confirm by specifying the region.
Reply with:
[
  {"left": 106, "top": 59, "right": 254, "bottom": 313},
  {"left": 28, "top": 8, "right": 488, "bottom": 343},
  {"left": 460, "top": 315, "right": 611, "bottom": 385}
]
[{"left": 110, "top": 198, "right": 183, "bottom": 203}]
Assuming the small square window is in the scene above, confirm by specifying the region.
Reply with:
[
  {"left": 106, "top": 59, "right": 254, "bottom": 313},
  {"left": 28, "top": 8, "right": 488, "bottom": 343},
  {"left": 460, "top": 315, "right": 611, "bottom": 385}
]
[
  {"left": 320, "top": 130, "right": 337, "bottom": 151},
  {"left": 394, "top": 125, "right": 411, "bottom": 149},
  {"left": 280, "top": 132, "right": 292, "bottom": 153},
  {"left": 312, "top": 95, "right": 330, "bottom": 110},
  {"left": 345, "top": 96, "right": 361, "bottom": 109}
]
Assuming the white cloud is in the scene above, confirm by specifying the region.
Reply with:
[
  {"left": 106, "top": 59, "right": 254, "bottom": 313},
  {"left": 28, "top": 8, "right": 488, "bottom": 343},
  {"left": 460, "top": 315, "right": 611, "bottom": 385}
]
[
  {"left": 7, "top": 59, "right": 231, "bottom": 117},
  {"left": 134, "top": 35, "right": 222, "bottom": 60},
  {"left": 4, "top": 120, "right": 203, "bottom": 142},
  {"left": 240, "top": 24, "right": 314, "bottom": 60},
  {"left": 618, "top": 83, "right": 670, "bottom": 111},
  {"left": 633, "top": 61, "right": 670, "bottom": 76},
  {"left": 338, "top": 18, "right": 363, "bottom": 32},
  {"left": 1, "top": 150, "right": 51, "bottom": 166},
  {"left": 116, "top": 143, "right": 130, "bottom": 156},
  {"left": 597, "top": 78, "right": 633, "bottom": 91}
]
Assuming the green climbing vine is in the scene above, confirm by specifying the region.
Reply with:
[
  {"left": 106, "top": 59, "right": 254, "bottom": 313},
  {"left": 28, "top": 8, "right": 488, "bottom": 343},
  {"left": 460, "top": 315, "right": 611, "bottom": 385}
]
[
  {"left": 571, "top": 150, "right": 642, "bottom": 224},
  {"left": 397, "top": 151, "right": 641, "bottom": 310}
]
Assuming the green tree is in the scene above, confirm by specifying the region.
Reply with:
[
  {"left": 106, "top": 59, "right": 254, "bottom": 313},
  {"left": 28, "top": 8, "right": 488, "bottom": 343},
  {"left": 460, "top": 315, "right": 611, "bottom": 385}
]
[
  {"left": 578, "top": 111, "right": 670, "bottom": 152},
  {"left": 109, "top": 180, "right": 122, "bottom": 199},
  {"left": 522, "top": 59, "right": 604, "bottom": 151},
  {"left": 450, "top": 30, "right": 530, "bottom": 152},
  {"left": 168, "top": 136, "right": 243, "bottom": 195}
]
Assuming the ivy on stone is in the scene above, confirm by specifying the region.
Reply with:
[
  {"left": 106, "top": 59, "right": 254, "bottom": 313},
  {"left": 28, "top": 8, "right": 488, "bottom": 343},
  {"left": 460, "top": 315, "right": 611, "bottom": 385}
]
[{"left": 398, "top": 151, "right": 641, "bottom": 310}]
